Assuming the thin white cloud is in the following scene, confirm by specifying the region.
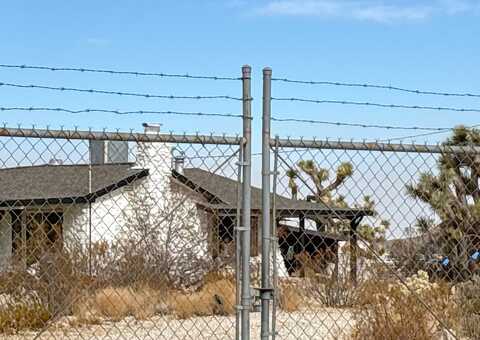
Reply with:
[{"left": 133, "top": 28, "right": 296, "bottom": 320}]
[
  {"left": 353, "top": 4, "right": 433, "bottom": 22},
  {"left": 254, "top": 0, "right": 479, "bottom": 22}
]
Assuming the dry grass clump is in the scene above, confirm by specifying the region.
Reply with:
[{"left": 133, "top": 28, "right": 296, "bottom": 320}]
[
  {"left": 74, "top": 285, "right": 166, "bottom": 322},
  {"left": 455, "top": 277, "right": 480, "bottom": 339},
  {"left": 169, "top": 278, "right": 236, "bottom": 319},
  {"left": 352, "top": 271, "right": 458, "bottom": 340},
  {"left": 0, "top": 299, "right": 51, "bottom": 334},
  {"left": 73, "top": 273, "right": 238, "bottom": 322},
  {"left": 277, "top": 281, "right": 302, "bottom": 312}
]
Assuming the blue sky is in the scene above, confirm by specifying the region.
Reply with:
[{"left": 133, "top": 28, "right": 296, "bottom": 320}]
[{"left": 0, "top": 0, "right": 480, "bottom": 145}]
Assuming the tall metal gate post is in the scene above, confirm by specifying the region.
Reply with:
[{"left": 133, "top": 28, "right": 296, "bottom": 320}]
[
  {"left": 235, "top": 146, "right": 243, "bottom": 340},
  {"left": 241, "top": 65, "right": 252, "bottom": 340},
  {"left": 271, "top": 136, "right": 280, "bottom": 340},
  {"left": 260, "top": 67, "right": 272, "bottom": 340}
]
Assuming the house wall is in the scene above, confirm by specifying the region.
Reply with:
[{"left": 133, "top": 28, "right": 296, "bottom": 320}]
[
  {"left": 62, "top": 140, "right": 211, "bottom": 285},
  {"left": 0, "top": 212, "right": 12, "bottom": 270},
  {"left": 62, "top": 184, "right": 133, "bottom": 248}
]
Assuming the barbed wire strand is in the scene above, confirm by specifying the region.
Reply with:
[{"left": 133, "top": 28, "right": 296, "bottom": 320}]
[
  {"left": 380, "top": 123, "right": 480, "bottom": 142},
  {"left": 272, "top": 77, "right": 480, "bottom": 98},
  {"left": 271, "top": 116, "right": 451, "bottom": 132},
  {"left": 271, "top": 97, "right": 480, "bottom": 113},
  {"left": 0, "top": 64, "right": 241, "bottom": 81},
  {"left": 0, "top": 107, "right": 243, "bottom": 119},
  {"left": 1, "top": 106, "right": 468, "bottom": 132},
  {"left": 0, "top": 81, "right": 242, "bottom": 101}
]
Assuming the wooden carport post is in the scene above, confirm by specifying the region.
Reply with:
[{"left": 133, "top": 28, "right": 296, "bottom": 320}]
[
  {"left": 299, "top": 213, "right": 306, "bottom": 277},
  {"left": 21, "top": 209, "right": 27, "bottom": 270},
  {"left": 349, "top": 216, "right": 362, "bottom": 286}
]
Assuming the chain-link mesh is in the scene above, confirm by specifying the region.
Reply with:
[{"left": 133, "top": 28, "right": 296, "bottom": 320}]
[
  {"left": 5, "top": 125, "right": 480, "bottom": 339},
  {"left": 0, "top": 127, "right": 246, "bottom": 339},
  {"left": 269, "top": 138, "right": 480, "bottom": 340}
]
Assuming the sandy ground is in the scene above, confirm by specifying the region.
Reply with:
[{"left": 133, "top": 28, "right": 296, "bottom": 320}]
[{"left": 6, "top": 309, "right": 354, "bottom": 340}]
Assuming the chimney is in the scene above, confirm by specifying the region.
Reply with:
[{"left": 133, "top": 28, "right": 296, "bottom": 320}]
[
  {"left": 107, "top": 141, "right": 129, "bottom": 163},
  {"left": 89, "top": 140, "right": 105, "bottom": 164},
  {"left": 142, "top": 122, "right": 162, "bottom": 134},
  {"left": 90, "top": 139, "right": 129, "bottom": 164}
]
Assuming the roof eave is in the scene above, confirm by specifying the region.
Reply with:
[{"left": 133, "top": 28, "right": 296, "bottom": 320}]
[{"left": 0, "top": 168, "right": 149, "bottom": 207}]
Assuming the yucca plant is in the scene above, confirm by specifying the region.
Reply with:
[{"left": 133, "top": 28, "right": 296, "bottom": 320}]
[{"left": 406, "top": 126, "right": 480, "bottom": 280}]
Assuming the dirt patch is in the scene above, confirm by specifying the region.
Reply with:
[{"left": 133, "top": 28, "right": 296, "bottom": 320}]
[{"left": 4, "top": 309, "right": 354, "bottom": 340}]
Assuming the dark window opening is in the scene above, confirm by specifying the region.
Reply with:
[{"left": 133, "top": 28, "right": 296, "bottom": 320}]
[{"left": 11, "top": 210, "right": 63, "bottom": 265}]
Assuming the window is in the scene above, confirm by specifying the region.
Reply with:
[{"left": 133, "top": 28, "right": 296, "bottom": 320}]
[{"left": 11, "top": 210, "right": 63, "bottom": 265}]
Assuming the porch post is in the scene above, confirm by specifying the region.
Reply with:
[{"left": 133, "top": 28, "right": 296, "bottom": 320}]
[
  {"left": 21, "top": 209, "right": 27, "bottom": 269},
  {"left": 349, "top": 217, "right": 362, "bottom": 286}
]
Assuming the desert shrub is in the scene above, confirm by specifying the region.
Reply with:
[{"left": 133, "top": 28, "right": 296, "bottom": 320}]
[
  {"left": 306, "top": 273, "right": 358, "bottom": 308},
  {"left": 296, "top": 249, "right": 363, "bottom": 308},
  {"left": 36, "top": 249, "right": 82, "bottom": 315},
  {"left": 0, "top": 298, "right": 51, "bottom": 334},
  {"left": 352, "top": 271, "right": 458, "bottom": 340},
  {"left": 278, "top": 281, "right": 302, "bottom": 312},
  {"left": 0, "top": 248, "right": 83, "bottom": 317},
  {"left": 169, "top": 277, "right": 235, "bottom": 319},
  {"left": 455, "top": 277, "right": 480, "bottom": 338},
  {"left": 68, "top": 238, "right": 171, "bottom": 291}
]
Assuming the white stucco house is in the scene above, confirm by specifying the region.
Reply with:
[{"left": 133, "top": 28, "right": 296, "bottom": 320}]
[{"left": 0, "top": 123, "right": 370, "bottom": 284}]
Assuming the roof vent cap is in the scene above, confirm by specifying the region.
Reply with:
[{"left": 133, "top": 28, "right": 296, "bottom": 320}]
[
  {"left": 48, "top": 158, "right": 64, "bottom": 166},
  {"left": 142, "top": 123, "right": 162, "bottom": 134}
]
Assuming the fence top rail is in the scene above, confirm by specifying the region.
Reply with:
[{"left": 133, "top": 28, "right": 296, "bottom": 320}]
[
  {"left": 0, "top": 127, "right": 243, "bottom": 145},
  {"left": 272, "top": 137, "right": 480, "bottom": 154}
]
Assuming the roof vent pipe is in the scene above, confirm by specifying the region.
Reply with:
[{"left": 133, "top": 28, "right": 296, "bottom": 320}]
[
  {"left": 48, "top": 158, "right": 64, "bottom": 166},
  {"left": 172, "top": 148, "right": 185, "bottom": 175}
]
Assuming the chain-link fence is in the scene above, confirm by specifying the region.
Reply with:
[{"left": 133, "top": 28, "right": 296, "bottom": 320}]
[
  {"left": 3, "top": 63, "right": 480, "bottom": 340},
  {"left": 267, "top": 137, "right": 480, "bottom": 340},
  {"left": 5, "top": 125, "right": 480, "bottom": 339},
  {"left": 0, "top": 125, "right": 256, "bottom": 339}
]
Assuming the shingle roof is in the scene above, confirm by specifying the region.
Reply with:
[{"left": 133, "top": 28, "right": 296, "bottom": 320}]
[
  {"left": 177, "top": 168, "right": 371, "bottom": 219},
  {"left": 0, "top": 163, "right": 148, "bottom": 206},
  {"left": 0, "top": 163, "right": 371, "bottom": 219}
]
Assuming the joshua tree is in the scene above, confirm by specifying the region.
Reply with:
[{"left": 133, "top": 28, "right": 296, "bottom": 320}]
[
  {"left": 286, "top": 169, "right": 299, "bottom": 200},
  {"left": 286, "top": 160, "right": 389, "bottom": 261},
  {"left": 406, "top": 126, "right": 480, "bottom": 278},
  {"left": 287, "top": 160, "right": 353, "bottom": 206}
]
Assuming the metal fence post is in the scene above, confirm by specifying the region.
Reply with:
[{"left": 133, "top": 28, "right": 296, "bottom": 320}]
[
  {"left": 241, "top": 64, "right": 252, "bottom": 340},
  {"left": 261, "top": 67, "right": 272, "bottom": 340},
  {"left": 271, "top": 136, "right": 279, "bottom": 340},
  {"left": 235, "top": 146, "right": 243, "bottom": 340}
]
